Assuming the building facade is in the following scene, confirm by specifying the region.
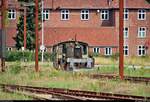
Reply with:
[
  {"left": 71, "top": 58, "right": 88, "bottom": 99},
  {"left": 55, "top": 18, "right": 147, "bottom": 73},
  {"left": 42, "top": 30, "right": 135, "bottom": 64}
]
[{"left": 0, "top": 0, "right": 150, "bottom": 56}]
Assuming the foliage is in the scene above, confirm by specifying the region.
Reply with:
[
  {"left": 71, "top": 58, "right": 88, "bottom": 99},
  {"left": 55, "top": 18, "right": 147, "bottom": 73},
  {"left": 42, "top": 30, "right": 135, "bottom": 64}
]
[
  {"left": 91, "top": 53, "right": 100, "bottom": 57},
  {"left": 0, "top": 63, "right": 149, "bottom": 98},
  {"left": 13, "top": 0, "right": 42, "bottom": 50},
  {"left": 110, "top": 52, "right": 119, "bottom": 61},
  {"left": 5, "top": 51, "right": 53, "bottom": 62},
  {"left": 10, "top": 61, "right": 22, "bottom": 74},
  {"left": 49, "top": 52, "right": 57, "bottom": 62},
  {"left": 146, "top": 0, "right": 150, "bottom": 3}
]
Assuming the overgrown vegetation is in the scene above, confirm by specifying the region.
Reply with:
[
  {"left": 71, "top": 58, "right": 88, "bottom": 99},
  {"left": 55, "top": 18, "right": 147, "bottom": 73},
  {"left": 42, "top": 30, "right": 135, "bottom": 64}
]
[
  {"left": 5, "top": 51, "right": 55, "bottom": 62},
  {"left": 0, "top": 89, "right": 32, "bottom": 100},
  {"left": 0, "top": 62, "right": 149, "bottom": 100},
  {"left": 94, "top": 56, "right": 150, "bottom": 66}
]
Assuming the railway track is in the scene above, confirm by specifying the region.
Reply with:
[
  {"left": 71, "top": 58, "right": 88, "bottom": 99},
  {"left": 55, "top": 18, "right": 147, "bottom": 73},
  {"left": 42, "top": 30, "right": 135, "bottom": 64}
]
[
  {"left": 0, "top": 84, "right": 149, "bottom": 101},
  {"left": 91, "top": 74, "right": 150, "bottom": 83}
]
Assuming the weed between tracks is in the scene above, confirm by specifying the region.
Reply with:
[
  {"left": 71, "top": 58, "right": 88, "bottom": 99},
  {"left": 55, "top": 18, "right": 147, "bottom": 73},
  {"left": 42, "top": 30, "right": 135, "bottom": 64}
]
[
  {"left": 0, "top": 61, "right": 150, "bottom": 100},
  {"left": 0, "top": 87, "right": 32, "bottom": 100}
]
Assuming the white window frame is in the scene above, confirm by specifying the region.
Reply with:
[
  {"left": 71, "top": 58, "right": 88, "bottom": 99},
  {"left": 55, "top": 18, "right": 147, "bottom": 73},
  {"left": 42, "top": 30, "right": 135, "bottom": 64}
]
[
  {"left": 124, "top": 9, "right": 129, "bottom": 20},
  {"left": 44, "top": 47, "right": 47, "bottom": 52},
  {"left": 42, "top": 9, "right": 50, "bottom": 20},
  {"left": 93, "top": 47, "right": 100, "bottom": 53},
  {"left": 61, "top": 9, "right": 70, "bottom": 20},
  {"left": 7, "top": 47, "right": 12, "bottom": 51},
  {"left": 137, "top": 45, "right": 146, "bottom": 56},
  {"left": 8, "top": 9, "right": 16, "bottom": 20},
  {"left": 81, "top": 10, "right": 89, "bottom": 20},
  {"left": 104, "top": 47, "right": 112, "bottom": 56},
  {"left": 124, "top": 27, "right": 129, "bottom": 38},
  {"left": 101, "top": 10, "right": 109, "bottom": 20},
  {"left": 138, "top": 27, "right": 146, "bottom": 38},
  {"left": 138, "top": 9, "right": 146, "bottom": 20},
  {"left": 124, "top": 45, "right": 129, "bottom": 56}
]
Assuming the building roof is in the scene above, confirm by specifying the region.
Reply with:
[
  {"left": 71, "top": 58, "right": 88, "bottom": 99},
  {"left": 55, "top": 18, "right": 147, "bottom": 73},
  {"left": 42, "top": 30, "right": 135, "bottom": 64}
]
[
  {"left": 44, "top": 0, "right": 150, "bottom": 9},
  {"left": 39, "top": 27, "right": 118, "bottom": 47}
]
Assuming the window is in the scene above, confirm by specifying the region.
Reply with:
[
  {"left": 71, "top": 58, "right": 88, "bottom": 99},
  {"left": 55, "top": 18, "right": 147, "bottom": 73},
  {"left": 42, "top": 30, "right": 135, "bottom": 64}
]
[
  {"left": 124, "top": 27, "right": 129, "bottom": 38},
  {"left": 81, "top": 10, "right": 89, "bottom": 20},
  {"left": 8, "top": 9, "right": 16, "bottom": 20},
  {"left": 138, "top": 45, "right": 146, "bottom": 56},
  {"left": 44, "top": 48, "right": 47, "bottom": 52},
  {"left": 124, "top": 9, "right": 129, "bottom": 20},
  {"left": 124, "top": 45, "right": 129, "bottom": 56},
  {"left": 105, "top": 47, "right": 112, "bottom": 55},
  {"left": 42, "top": 9, "right": 50, "bottom": 20},
  {"left": 93, "top": 48, "right": 100, "bottom": 53},
  {"left": 138, "top": 9, "right": 146, "bottom": 20},
  {"left": 7, "top": 47, "right": 12, "bottom": 51},
  {"left": 138, "top": 27, "right": 146, "bottom": 38},
  {"left": 61, "top": 9, "right": 69, "bottom": 20},
  {"left": 101, "top": 10, "right": 109, "bottom": 20}
]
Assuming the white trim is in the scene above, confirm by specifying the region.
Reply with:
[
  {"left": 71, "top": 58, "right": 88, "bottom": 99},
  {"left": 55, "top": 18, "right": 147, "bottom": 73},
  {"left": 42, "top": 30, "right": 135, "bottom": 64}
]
[
  {"left": 137, "top": 9, "right": 146, "bottom": 20},
  {"left": 124, "top": 9, "right": 129, "bottom": 20},
  {"left": 7, "top": 47, "right": 12, "bottom": 51},
  {"left": 101, "top": 10, "right": 109, "bottom": 20},
  {"left": 42, "top": 9, "right": 50, "bottom": 20},
  {"left": 93, "top": 47, "right": 100, "bottom": 53},
  {"left": 61, "top": 9, "right": 70, "bottom": 20},
  {"left": 104, "top": 47, "right": 112, "bottom": 56},
  {"left": 8, "top": 9, "right": 16, "bottom": 20},
  {"left": 80, "top": 9, "right": 89, "bottom": 20},
  {"left": 138, "top": 27, "right": 146, "bottom": 38},
  {"left": 124, "top": 45, "right": 129, "bottom": 56},
  {"left": 124, "top": 27, "right": 129, "bottom": 38},
  {"left": 137, "top": 45, "right": 146, "bottom": 56},
  {"left": 44, "top": 47, "right": 47, "bottom": 52}
]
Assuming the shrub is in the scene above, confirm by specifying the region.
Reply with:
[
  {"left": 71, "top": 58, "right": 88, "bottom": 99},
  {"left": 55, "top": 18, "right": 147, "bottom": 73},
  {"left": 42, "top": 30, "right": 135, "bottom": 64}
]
[
  {"left": 110, "top": 52, "right": 119, "bottom": 61},
  {"left": 5, "top": 51, "right": 53, "bottom": 62},
  {"left": 49, "top": 52, "right": 56, "bottom": 62},
  {"left": 92, "top": 53, "right": 100, "bottom": 57}
]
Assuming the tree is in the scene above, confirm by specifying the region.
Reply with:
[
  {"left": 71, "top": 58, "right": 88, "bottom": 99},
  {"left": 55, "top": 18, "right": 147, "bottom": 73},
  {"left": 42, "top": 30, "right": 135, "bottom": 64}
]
[
  {"left": 146, "top": 0, "right": 150, "bottom": 3},
  {"left": 13, "top": 0, "right": 41, "bottom": 50}
]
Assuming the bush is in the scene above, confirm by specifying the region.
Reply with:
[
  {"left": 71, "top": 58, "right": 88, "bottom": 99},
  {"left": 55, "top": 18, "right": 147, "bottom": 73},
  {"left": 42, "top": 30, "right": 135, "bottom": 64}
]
[
  {"left": 91, "top": 53, "right": 100, "bottom": 57},
  {"left": 49, "top": 52, "right": 56, "bottom": 62},
  {"left": 5, "top": 51, "right": 53, "bottom": 62},
  {"left": 110, "top": 52, "right": 119, "bottom": 60}
]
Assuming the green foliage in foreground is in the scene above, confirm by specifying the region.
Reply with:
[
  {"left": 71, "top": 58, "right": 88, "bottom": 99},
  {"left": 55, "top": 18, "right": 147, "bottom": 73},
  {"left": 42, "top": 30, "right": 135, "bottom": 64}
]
[
  {"left": 0, "top": 62, "right": 149, "bottom": 98},
  {"left": 5, "top": 51, "right": 56, "bottom": 62},
  {"left": 79, "top": 65, "right": 150, "bottom": 78},
  {"left": 0, "top": 89, "right": 32, "bottom": 100}
]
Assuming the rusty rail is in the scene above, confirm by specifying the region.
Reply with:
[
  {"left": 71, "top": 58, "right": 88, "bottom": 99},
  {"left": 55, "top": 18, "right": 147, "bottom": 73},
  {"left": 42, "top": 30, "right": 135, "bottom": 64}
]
[
  {"left": 0, "top": 84, "right": 149, "bottom": 101},
  {"left": 91, "top": 74, "right": 150, "bottom": 84}
]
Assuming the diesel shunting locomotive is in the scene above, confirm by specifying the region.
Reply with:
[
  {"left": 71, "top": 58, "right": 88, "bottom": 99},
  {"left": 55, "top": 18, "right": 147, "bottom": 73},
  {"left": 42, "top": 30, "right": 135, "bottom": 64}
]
[{"left": 52, "top": 40, "right": 94, "bottom": 70}]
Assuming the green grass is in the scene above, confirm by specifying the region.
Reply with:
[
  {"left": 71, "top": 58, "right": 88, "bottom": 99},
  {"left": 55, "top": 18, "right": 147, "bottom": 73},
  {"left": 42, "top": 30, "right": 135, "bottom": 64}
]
[
  {"left": 0, "top": 88, "right": 32, "bottom": 100},
  {"left": 94, "top": 56, "right": 150, "bottom": 66},
  {"left": 0, "top": 62, "right": 149, "bottom": 100},
  {"left": 79, "top": 65, "right": 150, "bottom": 77}
]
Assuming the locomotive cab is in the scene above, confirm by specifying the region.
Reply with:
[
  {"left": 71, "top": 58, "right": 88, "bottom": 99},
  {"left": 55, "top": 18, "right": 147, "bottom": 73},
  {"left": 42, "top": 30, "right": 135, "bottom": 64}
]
[{"left": 52, "top": 41, "right": 94, "bottom": 70}]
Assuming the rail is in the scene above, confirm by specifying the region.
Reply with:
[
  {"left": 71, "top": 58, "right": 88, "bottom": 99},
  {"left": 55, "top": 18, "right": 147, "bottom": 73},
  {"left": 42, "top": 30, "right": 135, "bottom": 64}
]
[{"left": 0, "top": 84, "right": 149, "bottom": 101}]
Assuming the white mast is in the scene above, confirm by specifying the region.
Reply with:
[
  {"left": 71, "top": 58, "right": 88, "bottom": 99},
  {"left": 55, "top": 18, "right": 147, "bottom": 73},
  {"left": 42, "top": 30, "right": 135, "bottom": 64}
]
[{"left": 41, "top": 0, "right": 44, "bottom": 62}]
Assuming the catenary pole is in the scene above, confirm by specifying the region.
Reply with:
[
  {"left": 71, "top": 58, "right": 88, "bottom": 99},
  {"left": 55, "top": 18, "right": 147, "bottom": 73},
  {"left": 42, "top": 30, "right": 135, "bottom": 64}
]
[
  {"left": 35, "top": 0, "right": 39, "bottom": 72},
  {"left": 119, "top": 0, "right": 124, "bottom": 80},
  {"left": 1, "top": 0, "right": 6, "bottom": 72}
]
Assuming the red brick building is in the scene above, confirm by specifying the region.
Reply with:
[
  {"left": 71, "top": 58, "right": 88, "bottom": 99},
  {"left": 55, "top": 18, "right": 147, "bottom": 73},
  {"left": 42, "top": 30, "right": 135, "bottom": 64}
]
[{"left": 1, "top": 0, "right": 150, "bottom": 56}]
